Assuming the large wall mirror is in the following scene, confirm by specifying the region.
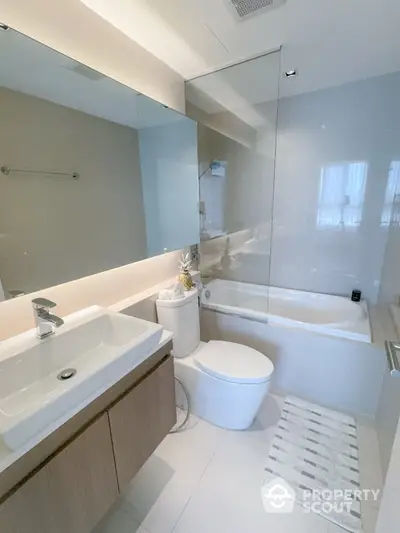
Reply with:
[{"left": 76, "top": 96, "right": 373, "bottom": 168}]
[{"left": 0, "top": 28, "right": 200, "bottom": 300}]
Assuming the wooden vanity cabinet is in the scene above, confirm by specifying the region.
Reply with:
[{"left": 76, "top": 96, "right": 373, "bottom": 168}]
[
  {"left": 0, "top": 414, "right": 118, "bottom": 533},
  {"left": 0, "top": 352, "right": 176, "bottom": 533},
  {"left": 108, "top": 355, "right": 176, "bottom": 489}
]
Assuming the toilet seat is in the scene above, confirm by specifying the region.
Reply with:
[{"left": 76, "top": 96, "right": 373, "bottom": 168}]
[{"left": 194, "top": 340, "right": 274, "bottom": 384}]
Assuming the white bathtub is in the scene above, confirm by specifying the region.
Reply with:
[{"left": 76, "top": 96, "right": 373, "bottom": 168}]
[{"left": 201, "top": 279, "right": 371, "bottom": 343}]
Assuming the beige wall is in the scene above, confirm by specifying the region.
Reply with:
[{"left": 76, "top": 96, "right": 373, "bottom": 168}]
[
  {"left": 0, "top": 0, "right": 185, "bottom": 113},
  {"left": 0, "top": 249, "right": 183, "bottom": 341},
  {"left": 0, "top": 87, "right": 147, "bottom": 295}
]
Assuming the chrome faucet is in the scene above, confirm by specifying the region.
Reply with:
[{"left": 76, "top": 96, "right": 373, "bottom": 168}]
[{"left": 32, "top": 298, "right": 64, "bottom": 339}]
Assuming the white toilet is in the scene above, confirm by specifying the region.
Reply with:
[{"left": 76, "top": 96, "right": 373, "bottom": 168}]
[{"left": 156, "top": 288, "right": 274, "bottom": 430}]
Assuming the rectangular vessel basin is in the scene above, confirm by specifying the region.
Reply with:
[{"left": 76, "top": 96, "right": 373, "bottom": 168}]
[{"left": 0, "top": 306, "right": 163, "bottom": 451}]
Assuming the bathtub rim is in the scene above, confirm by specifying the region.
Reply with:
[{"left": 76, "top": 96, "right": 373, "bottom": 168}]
[{"left": 201, "top": 279, "right": 372, "bottom": 344}]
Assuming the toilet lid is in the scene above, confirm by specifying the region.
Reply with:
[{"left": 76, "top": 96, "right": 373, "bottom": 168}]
[{"left": 194, "top": 341, "right": 274, "bottom": 384}]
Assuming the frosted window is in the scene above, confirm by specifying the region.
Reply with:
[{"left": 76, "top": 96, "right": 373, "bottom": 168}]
[{"left": 317, "top": 162, "right": 368, "bottom": 229}]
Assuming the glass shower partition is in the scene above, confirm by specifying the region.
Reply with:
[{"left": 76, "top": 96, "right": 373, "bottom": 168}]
[{"left": 185, "top": 50, "right": 281, "bottom": 319}]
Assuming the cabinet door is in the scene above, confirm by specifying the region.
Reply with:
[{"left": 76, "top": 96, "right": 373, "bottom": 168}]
[
  {"left": 108, "top": 356, "right": 176, "bottom": 489},
  {"left": 0, "top": 414, "right": 118, "bottom": 533}
]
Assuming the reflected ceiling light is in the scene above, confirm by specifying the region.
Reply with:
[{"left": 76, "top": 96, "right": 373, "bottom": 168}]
[{"left": 285, "top": 69, "right": 297, "bottom": 78}]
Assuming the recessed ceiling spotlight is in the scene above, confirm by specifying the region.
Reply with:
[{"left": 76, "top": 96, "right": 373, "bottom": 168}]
[
  {"left": 0, "top": 22, "right": 9, "bottom": 31},
  {"left": 285, "top": 69, "right": 297, "bottom": 78}
]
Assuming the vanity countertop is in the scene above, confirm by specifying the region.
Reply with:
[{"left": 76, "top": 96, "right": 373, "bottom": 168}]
[
  {"left": 0, "top": 327, "right": 173, "bottom": 478},
  {"left": 0, "top": 269, "right": 195, "bottom": 490}
]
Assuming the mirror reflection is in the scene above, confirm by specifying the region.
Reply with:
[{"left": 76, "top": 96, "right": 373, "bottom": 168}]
[
  {"left": 187, "top": 52, "right": 281, "bottom": 287},
  {"left": 0, "top": 29, "right": 199, "bottom": 300}
]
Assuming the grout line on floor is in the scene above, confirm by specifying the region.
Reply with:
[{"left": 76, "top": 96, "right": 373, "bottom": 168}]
[{"left": 169, "top": 426, "right": 227, "bottom": 533}]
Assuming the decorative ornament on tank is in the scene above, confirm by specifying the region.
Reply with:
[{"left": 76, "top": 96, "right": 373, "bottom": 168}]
[{"left": 178, "top": 253, "right": 194, "bottom": 291}]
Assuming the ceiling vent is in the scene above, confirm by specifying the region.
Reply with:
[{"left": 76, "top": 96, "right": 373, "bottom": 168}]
[{"left": 229, "top": 0, "right": 286, "bottom": 19}]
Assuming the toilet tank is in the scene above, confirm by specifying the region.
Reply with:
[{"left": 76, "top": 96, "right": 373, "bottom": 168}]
[{"left": 156, "top": 288, "right": 200, "bottom": 358}]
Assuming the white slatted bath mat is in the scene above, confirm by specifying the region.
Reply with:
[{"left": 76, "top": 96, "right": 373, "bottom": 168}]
[{"left": 265, "top": 396, "right": 362, "bottom": 533}]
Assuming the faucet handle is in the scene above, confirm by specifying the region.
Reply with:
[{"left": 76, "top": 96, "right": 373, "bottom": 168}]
[{"left": 32, "top": 297, "right": 57, "bottom": 310}]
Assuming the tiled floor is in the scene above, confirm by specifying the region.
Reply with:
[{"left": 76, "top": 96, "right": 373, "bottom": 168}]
[{"left": 94, "top": 394, "right": 383, "bottom": 533}]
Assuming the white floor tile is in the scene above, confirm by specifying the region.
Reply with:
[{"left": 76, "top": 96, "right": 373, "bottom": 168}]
[
  {"left": 122, "top": 463, "right": 199, "bottom": 533},
  {"left": 173, "top": 489, "right": 329, "bottom": 533},
  {"left": 326, "top": 523, "right": 349, "bottom": 533},
  {"left": 374, "top": 486, "right": 400, "bottom": 533},
  {"left": 120, "top": 414, "right": 226, "bottom": 533},
  {"left": 326, "top": 504, "right": 378, "bottom": 533},
  {"left": 97, "top": 394, "right": 384, "bottom": 533},
  {"left": 173, "top": 395, "right": 328, "bottom": 533},
  {"left": 93, "top": 498, "right": 150, "bottom": 533},
  {"left": 360, "top": 503, "right": 379, "bottom": 533},
  {"left": 356, "top": 417, "right": 383, "bottom": 510},
  {"left": 155, "top": 413, "right": 227, "bottom": 473}
]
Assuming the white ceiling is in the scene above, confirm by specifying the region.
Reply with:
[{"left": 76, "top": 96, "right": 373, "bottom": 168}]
[
  {"left": 81, "top": 0, "right": 400, "bottom": 99},
  {"left": 3, "top": 0, "right": 400, "bottom": 133},
  {"left": 0, "top": 28, "right": 185, "bottom": 129}
]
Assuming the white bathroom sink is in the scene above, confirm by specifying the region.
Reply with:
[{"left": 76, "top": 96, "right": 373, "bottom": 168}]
[{"left": 0, "top": 306, "right": 163, "bottom": 451}]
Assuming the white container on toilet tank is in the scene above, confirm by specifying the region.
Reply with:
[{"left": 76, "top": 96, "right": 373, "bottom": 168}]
[
  {"left": 156, "top": 288, "right": 274, "bottom": 430},
  {"left": 156, "top": 289, "right": 199, "bottom": 357}
]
